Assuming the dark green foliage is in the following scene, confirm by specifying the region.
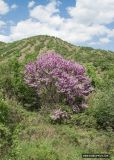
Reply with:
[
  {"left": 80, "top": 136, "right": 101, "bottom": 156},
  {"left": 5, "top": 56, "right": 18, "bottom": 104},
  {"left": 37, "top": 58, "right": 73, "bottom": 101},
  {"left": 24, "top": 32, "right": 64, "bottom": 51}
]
[
  {"left": 0, "top": 97, "right": 26, "bottom": 158},
  {"left": 0, "top": 97, "right": 25, "bottom": 129},
  {"left": 0, "top": 123, "right": 11, "bottom": 157},
  {"left": 70, "top": 113, "right": 97, "bottom": 128},
  {"left": 0, "top": 57, "right": 40, "bottom": 111},
  {"left": 92, "top": 89, "right": 114, "bottom": 129},
  {"left": 84, "top": 63, "right": 102, "bottom": 88}
]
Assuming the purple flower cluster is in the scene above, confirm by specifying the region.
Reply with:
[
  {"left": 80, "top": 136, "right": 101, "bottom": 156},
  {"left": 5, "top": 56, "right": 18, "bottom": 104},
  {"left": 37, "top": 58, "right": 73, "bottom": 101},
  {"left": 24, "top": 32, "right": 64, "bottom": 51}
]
[
  {"left": 50, "top": 109, "right": 69, "bottom": 123},
  {"left": 24, "top": 52, "right": 93, "bottom": 110}
]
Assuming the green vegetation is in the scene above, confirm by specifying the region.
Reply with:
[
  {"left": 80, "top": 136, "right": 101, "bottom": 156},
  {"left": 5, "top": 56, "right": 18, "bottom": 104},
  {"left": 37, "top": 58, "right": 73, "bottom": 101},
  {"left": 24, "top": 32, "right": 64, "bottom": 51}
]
[{"left": 0, "top": 35, "right": 114, "bottom": 159}]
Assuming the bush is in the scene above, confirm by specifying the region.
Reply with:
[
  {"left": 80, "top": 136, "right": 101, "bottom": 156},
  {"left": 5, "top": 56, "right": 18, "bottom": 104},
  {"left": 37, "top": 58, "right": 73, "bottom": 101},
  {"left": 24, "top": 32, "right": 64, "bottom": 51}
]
[
  {"left": 84, "top": 63, "right": 102, "bottom": 88},
  {"left": 24, "top": 52, "right": 93, "bottom": 111},
  {"left": 70, "top": 113, "right": 97, "bottom": 128},
  {"left": 0, "top": 123, "right": 10, "bottom": 141},
  {"left": 0, "top": 96, "right": 27, "bottom": 139},
  {"left": 0, "top": 98, "right": 10, "bottom": 124},
  {"left": 90, "top": 89, "right": 114, "bottom": 129},
  {"left": 0, "top": 123, "right": 11, "bottom": 157},
  {"left": 0, "top": 58, "right": 40, "bottom": 111}
]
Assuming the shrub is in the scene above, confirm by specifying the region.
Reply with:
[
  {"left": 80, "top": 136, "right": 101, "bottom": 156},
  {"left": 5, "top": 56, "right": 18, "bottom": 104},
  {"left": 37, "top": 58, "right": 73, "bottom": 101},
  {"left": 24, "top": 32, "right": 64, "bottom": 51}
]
[
  {"left": 0, "top": 97, "right": 25, "bottom": 129},
  {"left": 89, "top": 89, "right": 114, "bottom": 130},
  {"left": 84, "top": 63, "right": 102, "bottom": 88},
  {"left": 0, "top": 98, "right": 10, "bottom": 124},
  {"left": 0, "top": 58, "right": 40, "bottom": 110},
  {"left": 0, "top": 123, "right": 11, "bottom": 157},
  {"left": 24, "top": 52, "right": 93, "bottom": 111},
  {"left": 0, "top": 123, "right": 10, "bottom": 141},
  {"left": 70, "top": 113, "right": 97, "bottom": 128}
]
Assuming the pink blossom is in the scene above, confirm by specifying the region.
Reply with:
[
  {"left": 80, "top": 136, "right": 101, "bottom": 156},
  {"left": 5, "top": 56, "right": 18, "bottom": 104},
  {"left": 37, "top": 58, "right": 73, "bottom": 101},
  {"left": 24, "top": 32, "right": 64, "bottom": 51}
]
[{"left": 24, "top": 52, "right": 93, "bottom": 111}]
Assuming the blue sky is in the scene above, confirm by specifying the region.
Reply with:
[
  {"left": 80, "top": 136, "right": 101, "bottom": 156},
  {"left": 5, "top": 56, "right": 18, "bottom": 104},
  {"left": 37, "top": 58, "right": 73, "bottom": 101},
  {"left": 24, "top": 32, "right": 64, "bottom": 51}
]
[{"left": 0, "top": 0, "right": 114, "bottom": 51}]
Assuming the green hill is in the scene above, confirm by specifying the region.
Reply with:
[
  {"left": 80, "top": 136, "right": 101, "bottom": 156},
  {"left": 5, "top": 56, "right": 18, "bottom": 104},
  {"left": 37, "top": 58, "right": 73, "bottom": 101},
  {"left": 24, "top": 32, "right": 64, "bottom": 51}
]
[{"left": 0, "top": 35, "right": 114, "bottom": 160}]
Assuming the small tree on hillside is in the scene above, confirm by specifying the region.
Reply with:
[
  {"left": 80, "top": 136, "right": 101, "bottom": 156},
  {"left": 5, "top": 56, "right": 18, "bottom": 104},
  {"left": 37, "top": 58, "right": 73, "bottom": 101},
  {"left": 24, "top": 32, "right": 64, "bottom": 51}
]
[{"left": 24, "top": 52, "right": 93, "bottom": 112}]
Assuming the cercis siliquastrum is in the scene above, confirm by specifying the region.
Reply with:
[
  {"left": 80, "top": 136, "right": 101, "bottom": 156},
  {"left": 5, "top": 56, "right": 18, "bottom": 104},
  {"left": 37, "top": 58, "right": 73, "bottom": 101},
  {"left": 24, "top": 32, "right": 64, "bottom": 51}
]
[{"left": 24, "top": 52, "right": 93, "bottom": 112}]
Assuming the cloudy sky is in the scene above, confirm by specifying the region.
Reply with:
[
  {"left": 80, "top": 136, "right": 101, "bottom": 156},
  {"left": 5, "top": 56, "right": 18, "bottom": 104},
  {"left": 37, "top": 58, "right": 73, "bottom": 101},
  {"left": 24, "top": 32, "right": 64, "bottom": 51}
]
[{"left": 0, "top": 0, "right": 114, "bottom": 51}]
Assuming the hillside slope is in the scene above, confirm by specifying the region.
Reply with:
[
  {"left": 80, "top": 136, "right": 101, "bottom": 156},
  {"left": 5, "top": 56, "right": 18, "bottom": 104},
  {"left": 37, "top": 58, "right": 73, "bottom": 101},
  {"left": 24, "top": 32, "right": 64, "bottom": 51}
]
[
  {"left": 0, "top": 35, "right": 114, "bottom": 62},
  {"left": 0, "top": 35, "right": 114, "bottom": 160},
  {"left": 1, "top": 35, "right": 114, "bottom": 91}
]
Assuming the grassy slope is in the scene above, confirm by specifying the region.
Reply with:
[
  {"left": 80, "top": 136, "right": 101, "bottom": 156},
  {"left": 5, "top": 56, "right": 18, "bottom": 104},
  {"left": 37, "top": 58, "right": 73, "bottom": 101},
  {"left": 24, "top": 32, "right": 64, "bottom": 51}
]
[
  {"left": 0, "top": 35, "right": 114, "bottom": 160},
  {"left": 1, "top": 98, "right": 114, "bottom": 160}
]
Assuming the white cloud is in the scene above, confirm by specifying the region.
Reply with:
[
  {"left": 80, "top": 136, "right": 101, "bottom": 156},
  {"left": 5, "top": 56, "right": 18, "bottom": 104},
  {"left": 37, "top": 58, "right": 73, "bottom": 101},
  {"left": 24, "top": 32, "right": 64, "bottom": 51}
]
[
  {"left": 0, "top": 1, "right": 18, "bottom": 15},
  {"left": 30, "top": 8, "right": 64, "bottom": 28},
  {"left": 0, "top": 0, "right": 9, "bottom": 15},
  {"left": 11, "top": 4, "right": 18, "bottom": 10},
  {"left": 30, "top": 1, "right": 59, "bottom": 22},
  {"left": 0, "top": 34, "right": 9, "bottom": 42},
  {"left": 67, "top": 0, "right": 114, "bottom": 25},
  {"left": 99, "top": 37, "right": 111, "bottom": 44},
  {"left": 28, "top": 1, "right": 35, "bottom": 8},
  {"left": 1, "top": 0, "right": 114, "bottom": 47},
  {"left": 9, "top": 19, "right": 60, "bottom": 41}
]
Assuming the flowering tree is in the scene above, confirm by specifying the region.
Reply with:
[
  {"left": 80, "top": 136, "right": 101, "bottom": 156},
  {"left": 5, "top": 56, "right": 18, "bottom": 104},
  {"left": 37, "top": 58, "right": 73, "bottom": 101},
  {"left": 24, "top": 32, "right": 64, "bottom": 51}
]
[{"left": 24, "top": 52, "right": 93, "bottom": 112}]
